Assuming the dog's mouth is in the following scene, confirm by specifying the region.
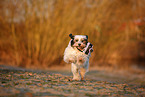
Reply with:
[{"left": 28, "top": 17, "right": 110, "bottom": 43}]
[
  {"left": 73, "top": 43, "right": 86, "bottom": 52},
  {"left": 76, "top": 46, "right": 85, "bottom": 51}
]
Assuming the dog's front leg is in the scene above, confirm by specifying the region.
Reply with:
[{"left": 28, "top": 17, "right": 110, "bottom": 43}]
[{"left": 71, "top": 63, "right": 81, "bottom": 81}]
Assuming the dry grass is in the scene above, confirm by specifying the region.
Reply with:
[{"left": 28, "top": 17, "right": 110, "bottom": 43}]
[{"left": 0, "top": 0, "right": 145, "bottom": 69}]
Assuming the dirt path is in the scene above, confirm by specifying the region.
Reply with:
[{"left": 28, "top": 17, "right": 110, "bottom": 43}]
[{"left": 0, "top": 65, "right": 145, "bottom": 97}]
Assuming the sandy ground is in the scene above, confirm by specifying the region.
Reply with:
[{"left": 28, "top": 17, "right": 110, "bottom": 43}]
[{"left": 0, "top": 65, "right": 145, "bottom": 97}]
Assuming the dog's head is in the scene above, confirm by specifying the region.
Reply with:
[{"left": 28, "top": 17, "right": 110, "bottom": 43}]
[{"left": 69, "top": 34, "right": 88, "bottom": 51}]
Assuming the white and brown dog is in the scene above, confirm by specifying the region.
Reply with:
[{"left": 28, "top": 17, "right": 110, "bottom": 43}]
[{"left": 64, "top": 34, "right": 93, "bottom": 81}]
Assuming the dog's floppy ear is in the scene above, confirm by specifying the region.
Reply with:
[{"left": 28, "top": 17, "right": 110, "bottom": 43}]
[
  {"left": 69, "top": 33, "right": 74, "bottom": 39},
  {"left": 86, "top": 35, "right": 88, "bottom": 39}
]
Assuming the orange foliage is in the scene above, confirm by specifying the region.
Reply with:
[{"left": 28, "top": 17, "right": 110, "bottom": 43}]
[{"left": 0, "top": 0, "right": 145, "bottom": 69}]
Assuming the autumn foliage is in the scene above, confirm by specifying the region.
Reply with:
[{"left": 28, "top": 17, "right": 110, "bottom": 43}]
[{"left": 0, "top": 0, "right": 145, "bottom": 69}]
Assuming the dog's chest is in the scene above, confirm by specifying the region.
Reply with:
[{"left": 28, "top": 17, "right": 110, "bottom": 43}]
[{"left": 73, "top": 48, "right": 86, "bottom": 56}]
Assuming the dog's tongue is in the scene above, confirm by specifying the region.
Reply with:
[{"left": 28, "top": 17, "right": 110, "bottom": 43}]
[
  {"left": 77, "top": 46, "right": 84, "bottom": 51},
  {"left": 77, "top": 46, "right": 81, "bottom": 49}
]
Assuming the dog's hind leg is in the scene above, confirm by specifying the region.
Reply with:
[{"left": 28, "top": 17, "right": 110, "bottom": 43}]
[
  {"left": 71, "top": 63, "right": 81, "bottom": 81},
  {"left": 80, "top": 68, "right": 87, "bottom": 81}
]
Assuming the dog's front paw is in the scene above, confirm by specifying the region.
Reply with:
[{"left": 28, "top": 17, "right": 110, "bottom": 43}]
[
  {"left": 68, "top": 59, "right": 74, "bottom": 63},
  {"left": 68, "top": 58, "right": 76, "bottom": 63}
]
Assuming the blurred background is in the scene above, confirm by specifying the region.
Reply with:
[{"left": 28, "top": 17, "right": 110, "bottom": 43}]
[{"left": 0, "top": 0, "right": 145, "bottom": 71}]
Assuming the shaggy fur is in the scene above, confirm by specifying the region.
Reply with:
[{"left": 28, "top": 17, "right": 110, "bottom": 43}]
[{"left": 64, "top": 34, "right": 93, "bottom": 81}]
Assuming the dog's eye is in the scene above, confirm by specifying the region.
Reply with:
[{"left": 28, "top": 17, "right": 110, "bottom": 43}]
[{"left": 75, "top": 39, "right": 78, "bottom": 42}]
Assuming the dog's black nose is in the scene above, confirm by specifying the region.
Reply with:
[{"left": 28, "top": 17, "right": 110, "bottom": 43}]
[{"left": 78, "top": 44, "right": 81, "bottom": 46}]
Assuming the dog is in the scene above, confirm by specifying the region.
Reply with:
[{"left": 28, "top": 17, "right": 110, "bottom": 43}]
[{"left": 64, "top": 34, "right": 93, "bottom": 81}]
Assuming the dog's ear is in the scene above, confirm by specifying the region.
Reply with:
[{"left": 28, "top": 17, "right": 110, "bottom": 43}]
[
  {"left": 86, "top": 35, "right": 88, "bottom": 39},
  {"left": 70, "top": 39, "right": 74, "bottom": 47},
  {"left": 69, "top": 33, "right": 74, "bottom": 39}
]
